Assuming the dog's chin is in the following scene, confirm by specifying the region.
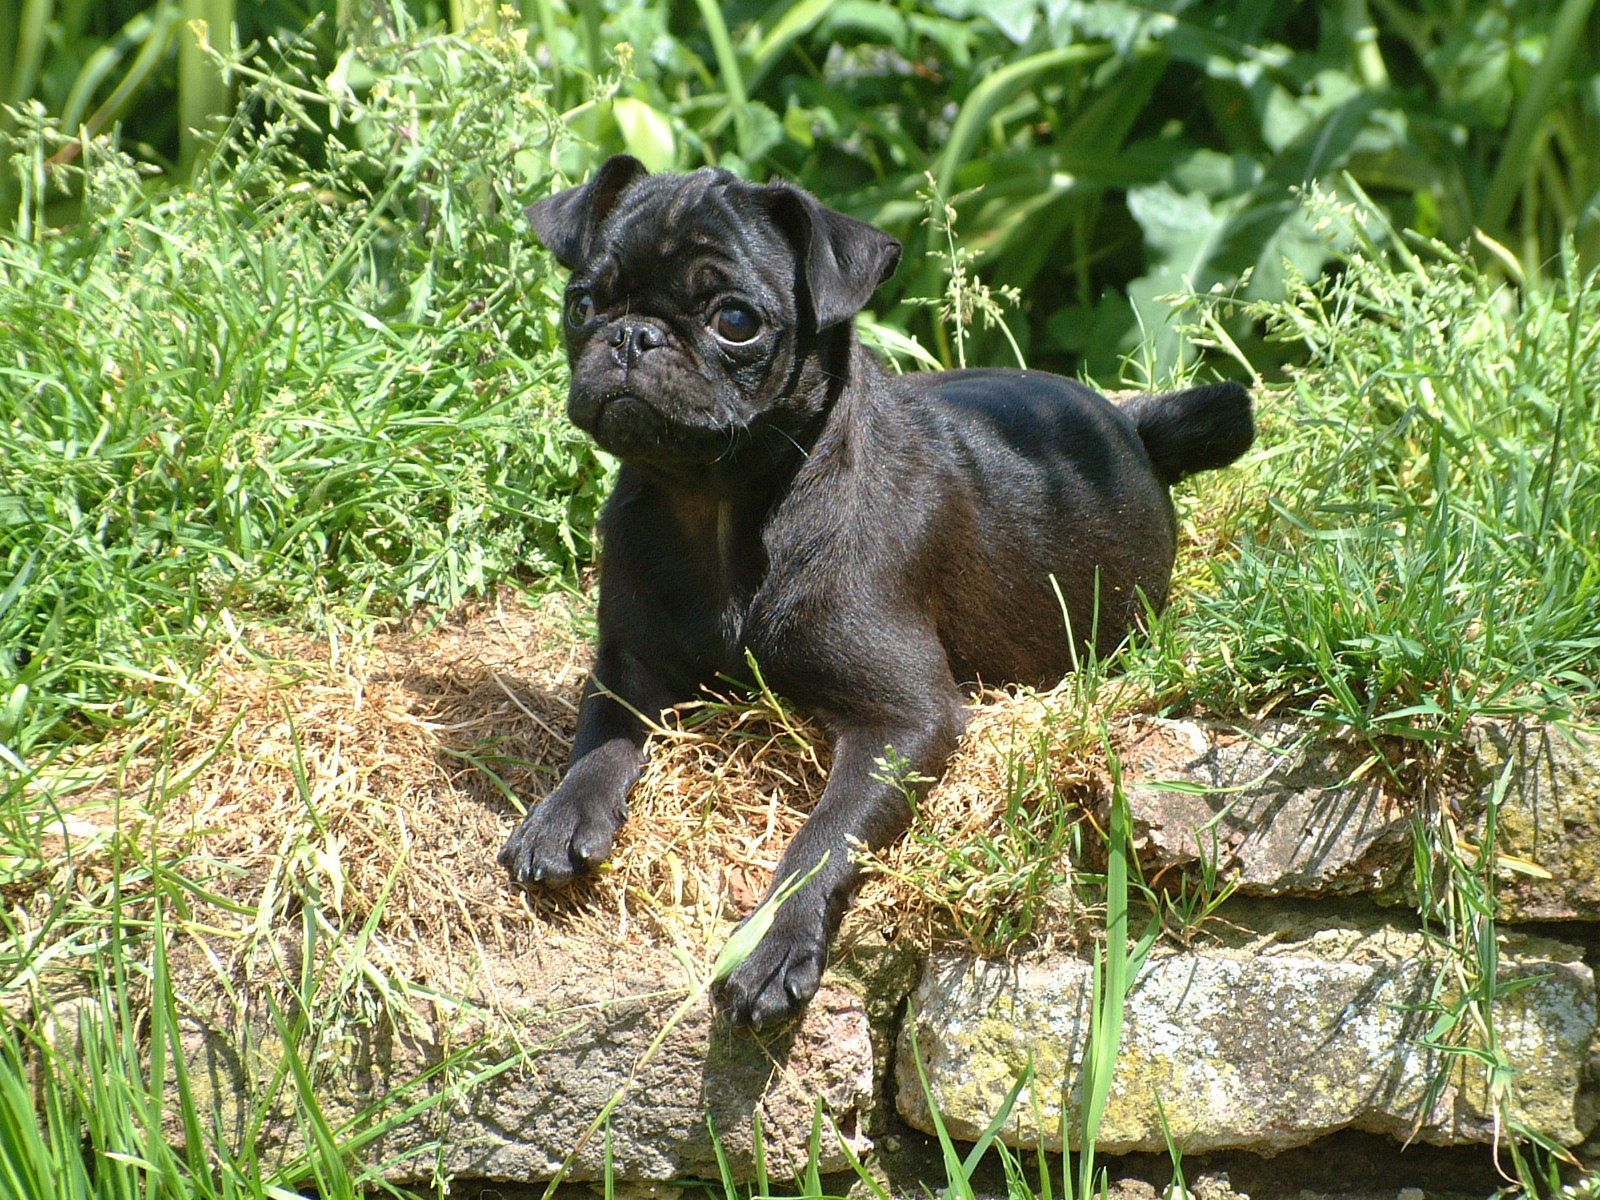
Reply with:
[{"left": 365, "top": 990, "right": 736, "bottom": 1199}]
[
  {"left": 591, "top": 394, "right": 660, "bottom": 453},
  {"left": 571, "top": 386, "right": 734, "bottom": 468}
]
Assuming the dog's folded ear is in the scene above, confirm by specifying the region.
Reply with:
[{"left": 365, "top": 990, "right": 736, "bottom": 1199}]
[
  {"left": 763, "top": 185, "right": 902, "bottom": 330},
  {"left": 527, "top": 154, "right": 650, "bottom": 270}
]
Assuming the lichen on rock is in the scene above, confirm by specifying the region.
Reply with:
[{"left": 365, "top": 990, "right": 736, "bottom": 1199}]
[
  {"left": 1466, "top": 721, "right": 1600, "bottom": 921},
  {"left": 896, "top": 916, "right": 1597, "bottom": 1155}
]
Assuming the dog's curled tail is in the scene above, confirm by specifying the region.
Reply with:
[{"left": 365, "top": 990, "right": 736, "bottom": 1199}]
[{"left": 1121, "top": 381, "right": 1254, "bottom": 486}]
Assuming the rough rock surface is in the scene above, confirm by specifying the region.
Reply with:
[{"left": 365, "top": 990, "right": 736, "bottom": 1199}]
[
  {"left": 149, "top": 711, "right": 1600, "bottom": 1181},
  {"left": 1117, "top": 717, "right": 1413, "bottom": 898},
  {"left": 1466, "top": 721, "right": 1600, "bottom": 921},
  {"left": 174, "top": 933, "right": 877, "bottom": 1183},
  {"left": 896, "top": 913, "right": 1597, "bottom": 1155}
]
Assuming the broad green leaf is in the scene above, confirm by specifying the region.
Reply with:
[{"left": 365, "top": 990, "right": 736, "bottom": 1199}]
[
  {"left": 1125, "top": 182, "right": 1230, "bottom": 373},
  {"left": 613, "top": 97, "right": 676, "bottom": 172},
  {"left": 935, "top": 45, "right": 1111, "bottom": 194},
  {"left": 733, "top": 100, "right": 784, "bottom": 164},
  {"left": 931, "top": 0, "right": 1040, "bottom": 45},
  {"left": 821, "top": 0, "right": 910, "bottom": 49}
]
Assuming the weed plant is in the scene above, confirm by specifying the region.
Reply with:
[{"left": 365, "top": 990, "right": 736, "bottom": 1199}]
[
  {"left": 1129, "top": 187, "right": 1600, "bottom": 1191},
  {"left": 15, "top": 2, "right": 1600, "bottom": 378},
  {"left": 0, "top": 838, "right": 516, "bottom": 1200},
  {"left": 0, "top": 694, "right": 516, "bottom": 1196},
  {"left": 3, "top": 14, "right": 1598, "bottom": 1199},
  {"left": 1410, "top": 752, "right": 1573, "bottom": 1194},
  {"left": 0, "top": 28, "right": 608, "bottom": 759}
]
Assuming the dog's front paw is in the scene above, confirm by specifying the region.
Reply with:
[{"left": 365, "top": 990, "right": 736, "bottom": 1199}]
[
  {"left": 716, "top": 914, "right": 828, "bottom": 1030},
  {"left": 498, "top": 781, "right": 622, "bottom": 887}
]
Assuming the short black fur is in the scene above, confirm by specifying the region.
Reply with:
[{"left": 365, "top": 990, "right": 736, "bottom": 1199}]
[
  {"left": 1119, "top": 381, "right": 1255, "bottom": 485},
  {"left": 502, "top": 159, "right": 1255, "bottom": 1028}
]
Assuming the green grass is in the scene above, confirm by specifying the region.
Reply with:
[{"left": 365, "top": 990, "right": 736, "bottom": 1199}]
[
  {"left": 702, "top": 750, "right": 1157, "bottom": 1200},
  {"left": 3, "top": 13, "right": 1599, "bottom": 1200},
  {"left": 0, "top": 26, "right": 609, "bottom": 759},
  {"left": 1138, "top": 197, "right": 1599, "bottom": 1189},
  {"left": 1410, "top": 750, "right": 1573, "bottom": 1194},
  {"left": 20, "top": 0, "right": 1600, "bottom": 378},
  {"left": 0, "top": 829, "right": 516, "bottom": 1200},
  {"left": 872, "top": 709, "right": 1096, "bottom": 957},
  {"left": 0, "top": 34, "right": 612, "bottom": 1183},
  {"left": 1140, "top": 186, "right": 1600, "bottom": 744}
]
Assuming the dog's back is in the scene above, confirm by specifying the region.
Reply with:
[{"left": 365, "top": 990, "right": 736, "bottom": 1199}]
[{"left": 905, "top": 369, "right": 1253, "bottom": 679}]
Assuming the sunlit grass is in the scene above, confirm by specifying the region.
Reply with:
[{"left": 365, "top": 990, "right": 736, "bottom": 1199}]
[
  {"left": 2, "top": 17, "right": 1597, "bottom": 1200},
  {"left": 0, "top": 28, "right": 607, "bottom": 760},
  {"left": 1140, "top": 190, "right": 1600, "bottom": 743}
]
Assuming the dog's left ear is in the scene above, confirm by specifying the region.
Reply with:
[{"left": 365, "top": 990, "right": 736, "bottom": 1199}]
[
  {"left": 763, "top": 185, "right": 902, "bottom": 330},
  {"left": 527, "top": 154, "right": 650, "bottom": 269}
]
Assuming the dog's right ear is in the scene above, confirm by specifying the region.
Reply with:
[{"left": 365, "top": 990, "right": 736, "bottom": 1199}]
[{"left": 527, "top": 154, "right": 649, "bottom": 270}]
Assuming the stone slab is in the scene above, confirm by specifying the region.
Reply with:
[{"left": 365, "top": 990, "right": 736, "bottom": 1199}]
[
  {"left": 1118, "top": 717, "right": 1413, "bottom": 898},
  {"left": 896, "top": 918, "right": 1596, "bottom": 1155},
  {"left": 170, "top": 933, "right": 877, "bottom": 1184},
  {"left": 1466, "top": 721, "right": 1600, "bottom": 921}
]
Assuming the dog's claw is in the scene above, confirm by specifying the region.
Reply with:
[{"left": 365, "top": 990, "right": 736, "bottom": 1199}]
[
  {"left": 716, "top": 916, "right": 827, "bottom": 1029},
  {"left": 499, "top": 786, "right": 621, "bottom": 890}
]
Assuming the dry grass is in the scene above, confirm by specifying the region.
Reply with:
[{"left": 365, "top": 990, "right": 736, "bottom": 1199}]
[{"left": 34, "top": 588, "right": 1129, "bottom": 992}]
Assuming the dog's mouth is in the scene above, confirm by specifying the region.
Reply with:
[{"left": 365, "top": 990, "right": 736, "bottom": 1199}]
[
  {"left": 568, "top": 383, "right": 648, "bottom": 431},
  {"left": 594, "top": 391, "right": 649, "bottom": 426},
  {"left": 586, "top": 391, "right": 664, "bottom": 448},
  {"left": 568, "top": 386, "right": 731, "bottom": 468}
]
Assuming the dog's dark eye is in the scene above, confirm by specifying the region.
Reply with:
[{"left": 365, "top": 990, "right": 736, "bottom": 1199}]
[
  {"left": 711, "top": 303, "right": 760, "bottom": 344},
  {"left": 566, "top": 291, "right": 596, "bottom": 328}
]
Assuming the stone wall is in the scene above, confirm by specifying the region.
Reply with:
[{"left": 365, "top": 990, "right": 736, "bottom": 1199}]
[
  {"left": 134, "top": 719, "right": 1600, "bottom": 1186},
  {"left": 902, "top": 718, "right": 1600, "bottom": 1163}
]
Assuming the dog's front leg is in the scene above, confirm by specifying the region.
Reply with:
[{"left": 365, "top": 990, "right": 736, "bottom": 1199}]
[
  {"left": 499, "top": 643, "right": 682, "bottom": 887},
  {"left": 717, "top": 705, "right": 962, "bottom": 1028}
]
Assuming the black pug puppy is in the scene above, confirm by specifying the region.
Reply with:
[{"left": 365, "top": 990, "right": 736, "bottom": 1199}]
[{"left": 501, "top": 155, "right": 1254, "bottom": 1028}]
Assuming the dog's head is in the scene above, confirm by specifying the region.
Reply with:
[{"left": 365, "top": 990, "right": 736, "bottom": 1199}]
[{"left": 528, "top": 156, "right": 900, "bottom": 480}]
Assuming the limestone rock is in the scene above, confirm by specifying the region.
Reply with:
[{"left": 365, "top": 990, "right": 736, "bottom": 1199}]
[
  {"left": 896, "top": 918, "right": 1596, "bottom": 1155},
  {"left": 1118, "top": 717, "right": 1411, "bottom": 897},
  {"left": 175, "top": 933, "right": 876, "bottom": 1184},
  {"left": 1467, "top": 721, "right": 1600, "bottom": 921}
]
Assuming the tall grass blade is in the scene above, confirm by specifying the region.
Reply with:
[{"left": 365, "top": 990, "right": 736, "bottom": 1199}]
[
  {"left": 692, "top": 0, "right": 748, "bottom": 152},
  {"left": 65, "top": 4, "right": 183, "bottom": 158},
  {"left": 1479, "top": 0, "right": 1600, "bottom": 233},
  {"left": 907, "top": 1017, "right": 976, "bottom": 1200},
  {"left": 711, "top": 853, "right": 827, "bottom": 983},
  {"left": 746, "top": 0, "right": 839, "bottom": 93},
  {"left": 708, "top": 1115, "right": 739, "bottom": 1200},
  {"left": 1076, "top": 740, "right": 1156, "bottom": 1197},
  {"left": 178, "top": 0, "right": 236, "bottom": 175},
  {"left": 935, "top": 46, "right": 1111, "bottom": 195},
  {"left": 2, "top": 0, "right": 53, "bottom": 108}
]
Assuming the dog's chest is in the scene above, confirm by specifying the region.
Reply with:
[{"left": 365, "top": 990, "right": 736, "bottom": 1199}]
[
  {"left": 665, "top": 575, "right": 758, "bottom": 690},
  {"left": 656, "top": 496, "right": 766, "bottom": 681}
]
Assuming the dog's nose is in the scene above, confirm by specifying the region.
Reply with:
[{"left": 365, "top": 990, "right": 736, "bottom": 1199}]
[{"left": 610, "top": 319, "right": 666, "bottom": 367}]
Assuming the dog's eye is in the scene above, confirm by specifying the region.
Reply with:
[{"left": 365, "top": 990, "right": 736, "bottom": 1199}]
[
  {"left": 711, "top": 303, "right": 760, "bottom": 344},
  {"left": 566, "top": 291, "right": 596, "bottom": 328}
]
